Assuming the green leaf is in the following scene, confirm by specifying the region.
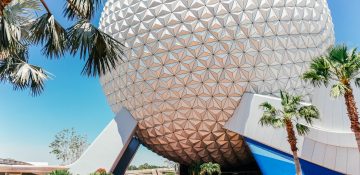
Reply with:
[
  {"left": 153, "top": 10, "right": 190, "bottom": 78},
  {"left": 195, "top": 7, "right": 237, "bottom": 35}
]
[
  {"left": 67, "top": 20, "right": 124, "bottom": 76},
  {"left": 28, "top": 14, "right": 68, "bottom": 58},
  {"left": 330, "top": 83, "right": 347, "bottom": 98},
  {"left": 259, "top": 102, "right": 276, "bottom": 113},
  {"left": 302, "top": 57, "right": 331, "bottom": 87},
  {"left": 200, "top": 162, "right": 221, "bottom": 175},
  {"left": 49, "top": 170, "right": 72, "bottom": 175},
  {"left": 295, "top": 123, "right": 309, "bottom": 136},
  {"left": 298, "top": 105, "right": 320, "bottom": 124},
  {"left": 328, "top": 44, "right": 348, "bottom": 64},
  {"left": 259, "top": 101, "right": 284, "bottom": 127},
  {"left": 344, "top": 48, "right": 360, "bottom": 79}
]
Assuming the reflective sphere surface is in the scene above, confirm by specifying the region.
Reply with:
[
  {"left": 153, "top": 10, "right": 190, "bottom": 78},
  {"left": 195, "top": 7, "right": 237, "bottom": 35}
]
[{"left": 99, "top": 0, "right": 334, "bottom": 166}]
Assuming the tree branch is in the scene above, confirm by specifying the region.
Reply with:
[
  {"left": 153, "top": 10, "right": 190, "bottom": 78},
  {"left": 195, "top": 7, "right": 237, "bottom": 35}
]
[
  {"left": 0, "top": 0, "right": 13, "bottom": 16},
  {"left": 39, "top": 0, "right": 51, "bottom": 15}
]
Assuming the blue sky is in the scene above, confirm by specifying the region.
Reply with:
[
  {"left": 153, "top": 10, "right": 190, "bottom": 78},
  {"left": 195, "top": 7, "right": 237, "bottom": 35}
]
[{"left": 0, "top": 0, "right": 359, "bottom": 166}]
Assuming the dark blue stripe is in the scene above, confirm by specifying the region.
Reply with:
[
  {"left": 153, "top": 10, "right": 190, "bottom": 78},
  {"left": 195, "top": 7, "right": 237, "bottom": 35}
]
[
  {"left": 112, "top": 137, "right": 140, "bottom": 175},
  {"left": 244, "top": 137, "right": 343, "bottom": 175}
]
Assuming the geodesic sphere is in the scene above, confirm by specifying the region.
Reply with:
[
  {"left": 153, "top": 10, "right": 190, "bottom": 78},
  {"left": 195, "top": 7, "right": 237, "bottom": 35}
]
[{"left": 99, "top": 0, "right": 334, "bottom": 166}]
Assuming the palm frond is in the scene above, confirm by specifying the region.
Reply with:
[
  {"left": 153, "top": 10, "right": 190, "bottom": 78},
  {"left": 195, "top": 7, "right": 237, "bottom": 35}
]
[
  {"left": 298, "top": 105, "right": 320, "bottom": 124},
  {"left": 280, "top": 90, "right": 287, "bottom": 106},
  {"left": 344, "top": 48, "right": 360, "bottom": 79},
  {"left": 280, "top": 91, "right": 300, "bottom": 114},
  {"left": 330, "top": 83, "right": 347, "bottom": 98},
  {"left": 0, "top": 48, "right": 49, "bottom": 96},
  {"left": 28, "top": 14, "right": 68, "bottom": 58},
  {"left": 295, "top": 123, "right": 309, "bottom": 136},
  {"left": 259, "top": 112, "right": 283, "bottom": 128},
  {"left": 259, "top": 102, "right": 276, "bottom": 113},
  {"left": 328, "top": 44, "right": 348, "bottom": 65},
  {"left": 3, "top": 0, "right": 41, "bottom": 24},
  {"left": 63, "top": 0, "right": 102, "bottom": 20},
  {"left": 11, "top": 61, "right": 49, "bottom": 96},
  {"left": 302, "top": 57, "right": 331, "bottom": 87},
  {"left": 0, "top": 16, "right": 22, "bottom": 50},
  {"left": 67, "top": 20, "right": 124, "bottom": 76}
]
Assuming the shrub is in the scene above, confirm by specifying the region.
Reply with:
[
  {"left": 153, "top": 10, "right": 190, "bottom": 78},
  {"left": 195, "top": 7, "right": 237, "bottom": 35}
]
[{"left": 48, "top": 170, "right": 72, "bottom": 175}]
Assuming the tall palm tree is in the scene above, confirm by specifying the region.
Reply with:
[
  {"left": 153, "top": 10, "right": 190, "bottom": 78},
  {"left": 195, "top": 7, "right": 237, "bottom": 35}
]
[
  {"left": 303, "top": 45, "right": 360, "bottom": 152},
  {"left": 0, "top": 0, "right": 124, "bottom": 95},
  {"left": 259, "top": 91, "right": 320, "bottom": 175},
  {"left": 199, "top": 162, "right": 221, "bottom": 175}
]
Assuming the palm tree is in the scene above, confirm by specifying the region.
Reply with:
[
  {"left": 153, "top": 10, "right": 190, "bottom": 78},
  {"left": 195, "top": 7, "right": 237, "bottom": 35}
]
[
  {"left": 0, "top": 0, "right": 124, "bottom": 95},
  {"left": 303, "top": 45, "right": 360, "bottom": 152},
  {"left": 199, "top": 162, "right": 221, "bottom": 175},
  {"left": 259, "top": 91, "right": 320, "bottom": 175}
]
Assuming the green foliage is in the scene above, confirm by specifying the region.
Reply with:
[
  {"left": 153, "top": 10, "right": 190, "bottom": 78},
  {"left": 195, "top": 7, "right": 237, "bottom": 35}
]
[
  {"left": 200, "top": 162, "right": 221, "bottom": 175},
  {"left": 259, "top": 102, "right": 283, "bottom": 128},
  {"left": 330, "top": 83, "right": 348, "bottom": 97},
  {"left": 138, "top": 163, "right": 164, "bottom": 170},
  {"left": 49, "top": 128, "right": 88, "bottom": 165},
  {"left": 303, "top": 44, "right": 360, "bottom": 97},
  {"left": 0, "top": 0, "right": 124, "bottom": 95},
  {"left": 126, "top": 163, "right": 165, "bottom": 170},
  {"left": 48, "top": 169, "right": 72, "bottom": 175},
  {"left": 259, "top": 91, "right": 320, "bottom": 136},
  {"left": 127, "top": 165, "right": 138, "bottom": 170}
]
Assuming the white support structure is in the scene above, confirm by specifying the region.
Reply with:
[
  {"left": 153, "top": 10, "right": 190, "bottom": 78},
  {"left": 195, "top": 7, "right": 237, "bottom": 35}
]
[
  {"left": 224, "top": 92, "right": 359, "bottom": 175},
  {"left": 67, "top": 107, "right": 138, "bottom": 175}
]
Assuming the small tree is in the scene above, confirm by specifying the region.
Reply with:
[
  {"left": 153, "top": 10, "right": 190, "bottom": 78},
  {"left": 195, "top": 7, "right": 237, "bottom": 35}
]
[
  {"left": 127, "top": 165, "right": 138, "bottom": 170},
  {"left": 137, "top": 163, "right": 163, "bottom": 170},
  {"left": 259, "top": 91, "right": 320, "bottom": 175},
  {"left": 49, "top": 128, "right": 88, "bottom": 165},
  {"left": 303, "top": 45, "right": 360, "bottom": 151},
  {"left": 199, "top": 162, "right": 221, "bottom": 175}
]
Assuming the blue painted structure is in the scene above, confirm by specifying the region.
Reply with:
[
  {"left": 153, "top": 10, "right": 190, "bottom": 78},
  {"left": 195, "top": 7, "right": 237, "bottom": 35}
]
[
  {"left": 113, "top": 137, "right": 140, "bottom": 175},
  {"left": 245, "top": 138, "right": 343, "bottom": 175}
]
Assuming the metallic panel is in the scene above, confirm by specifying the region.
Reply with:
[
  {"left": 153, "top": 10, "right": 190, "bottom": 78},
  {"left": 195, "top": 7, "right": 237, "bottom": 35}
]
[{"left": 99, "top": 0, "right": 334, "bottom": 166}]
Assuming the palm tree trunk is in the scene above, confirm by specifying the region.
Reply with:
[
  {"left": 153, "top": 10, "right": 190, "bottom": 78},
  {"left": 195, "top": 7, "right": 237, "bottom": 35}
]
[
  {"left": 292, "top": 150, "right": 302, "bottom": 175},
  {"left": 344, "top": 84, "right": 360, "bottom": 152},
  {"left": 0, "top": 0, "right": 12, "bottom": 60},
  {"left": 0, "top": 0, "right": 12, "bottom": 16},
  {"left": 285, "top": 119, "right": 302, "bottom": 175}
]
